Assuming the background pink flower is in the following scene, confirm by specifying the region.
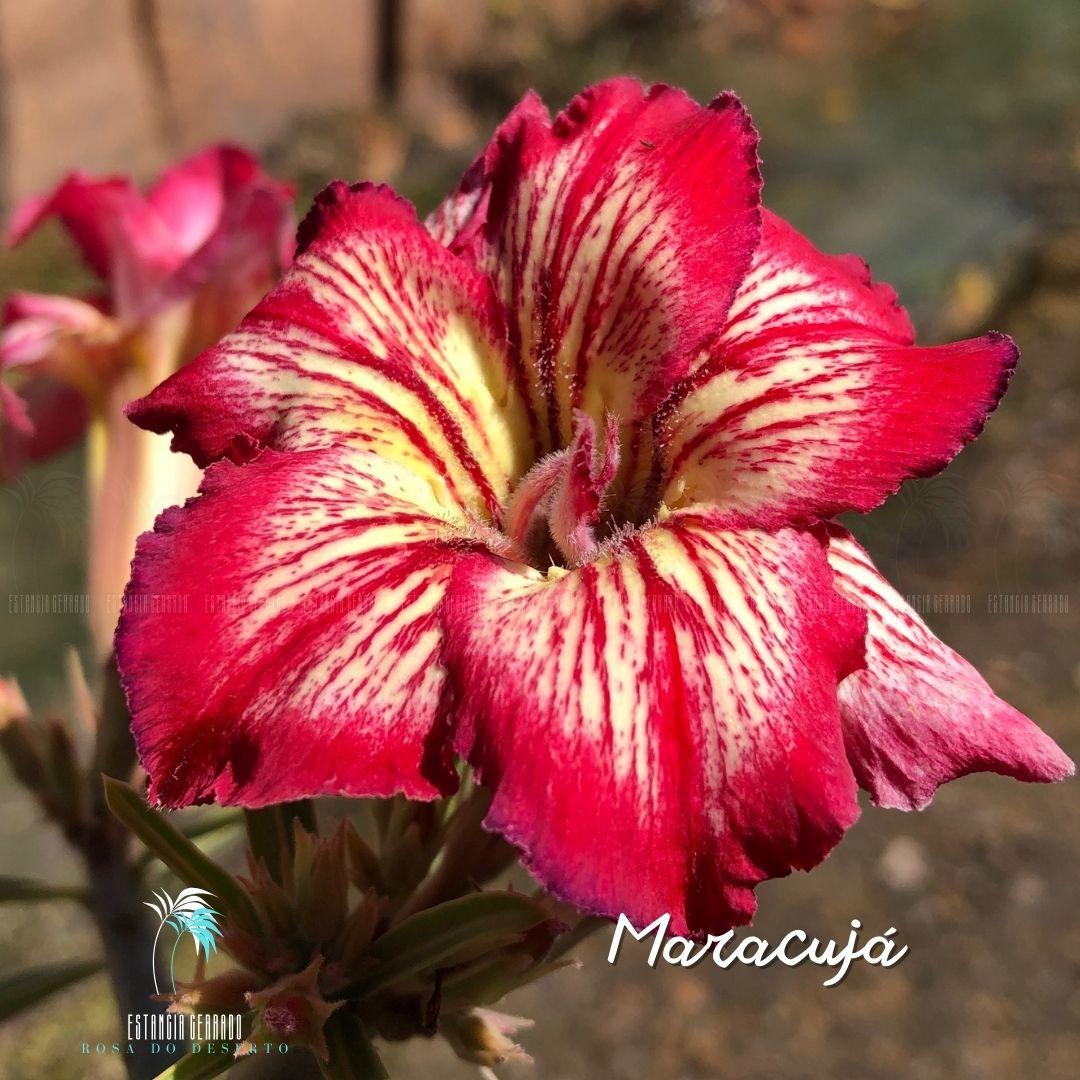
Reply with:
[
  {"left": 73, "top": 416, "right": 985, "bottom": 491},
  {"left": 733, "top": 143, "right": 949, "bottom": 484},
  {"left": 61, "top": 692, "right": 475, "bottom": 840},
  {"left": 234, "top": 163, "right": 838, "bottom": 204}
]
[
  {"left": 2, "top": 143, "right": 294, "bottom": 469},
  {"left": 1, "top": 144, "right": 295, "bottom": 651}
]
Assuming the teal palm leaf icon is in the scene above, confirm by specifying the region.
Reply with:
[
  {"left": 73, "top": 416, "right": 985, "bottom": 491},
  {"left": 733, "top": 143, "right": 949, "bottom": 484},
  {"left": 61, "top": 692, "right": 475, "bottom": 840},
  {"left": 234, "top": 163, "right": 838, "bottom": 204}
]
[
  {"left": 173, "top": 905, "right": 223, "bottom": 957},
  {"left": 166, "top": 905, "right": 222, "bottom": 993}
]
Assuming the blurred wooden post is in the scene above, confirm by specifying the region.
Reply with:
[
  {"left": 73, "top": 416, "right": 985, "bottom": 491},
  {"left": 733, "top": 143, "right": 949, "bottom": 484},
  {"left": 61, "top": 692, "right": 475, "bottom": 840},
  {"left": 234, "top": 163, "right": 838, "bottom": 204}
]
[
  {"left": 129, "top": 0, "right": 180, "bottom": 152},
  {"left": 377, "top": 0, "right": 401, "bottom": 105}
]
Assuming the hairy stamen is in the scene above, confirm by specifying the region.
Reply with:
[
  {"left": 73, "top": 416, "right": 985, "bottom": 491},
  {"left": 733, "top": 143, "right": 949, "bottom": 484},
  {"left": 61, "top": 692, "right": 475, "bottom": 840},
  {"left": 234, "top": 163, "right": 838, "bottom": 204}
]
[{"left": 503, "top": 411, "right": 620, "bottom": 568}]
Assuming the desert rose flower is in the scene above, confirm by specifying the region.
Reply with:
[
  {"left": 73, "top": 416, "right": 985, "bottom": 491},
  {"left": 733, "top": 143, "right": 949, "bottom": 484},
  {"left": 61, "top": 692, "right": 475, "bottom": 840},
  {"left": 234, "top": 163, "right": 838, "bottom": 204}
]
[
  {"left": 1, "top": 145, "right": 294, "bottom": 652},
  {"left": 116, "top": 80, "right": 1072, "bottom": 936}
]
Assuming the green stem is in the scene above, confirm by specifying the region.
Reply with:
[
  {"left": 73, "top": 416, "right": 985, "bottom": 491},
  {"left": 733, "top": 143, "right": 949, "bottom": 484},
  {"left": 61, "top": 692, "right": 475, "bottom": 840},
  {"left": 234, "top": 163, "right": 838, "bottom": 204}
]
[
  {"left": 150, "top": 920, "right": 165, "bottom": 996},
  {"left": 86, "top": 842, "right": 172, "bottom": 1079}
]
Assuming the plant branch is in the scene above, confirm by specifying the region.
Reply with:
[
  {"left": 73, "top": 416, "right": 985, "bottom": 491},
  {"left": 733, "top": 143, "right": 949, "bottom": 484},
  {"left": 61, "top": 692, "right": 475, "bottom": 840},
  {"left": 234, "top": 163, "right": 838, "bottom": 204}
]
[{"left": 82, "top": 826, "right": 166, "bottom": 1080}]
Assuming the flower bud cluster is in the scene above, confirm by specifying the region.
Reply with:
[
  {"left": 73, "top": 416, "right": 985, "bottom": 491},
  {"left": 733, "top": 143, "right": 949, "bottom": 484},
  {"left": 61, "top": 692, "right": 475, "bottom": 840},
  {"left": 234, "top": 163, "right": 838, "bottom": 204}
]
[{"left": 154, "top": 793, "right": 583, "bottom": 1072}]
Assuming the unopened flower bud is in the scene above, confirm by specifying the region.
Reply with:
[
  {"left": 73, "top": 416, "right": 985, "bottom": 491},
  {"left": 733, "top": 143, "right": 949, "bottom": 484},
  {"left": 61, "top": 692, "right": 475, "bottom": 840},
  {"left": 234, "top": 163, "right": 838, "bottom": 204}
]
[
  {"left": 333, "top": 888, "right": 381, "bottom": 976},
  {"left": 44, "top": 715, "right": 86, "bottom": 822},
  {"left": 381, "top": 820, "right": 431, "bottom": 904},
  {"left": 285, "top": 819, "right": 318, "bottom": 894},
  {"left": 344, "top": 819, "right": 382, "bottom": 892},
  {"left": 443, "top": 1008, "right": 534, "bottom": 1069},
  {"left": 296, "top": 825, "right": 348, "bottom": 945},
  {"left": 0, "top": 677, "right": 47, "bottom": 792},
  {"left": 243, "top": 859, "right": 295, "bottom": 938},
  {"left": 64, "top": 647, "right": 96, "bottom": 738}
]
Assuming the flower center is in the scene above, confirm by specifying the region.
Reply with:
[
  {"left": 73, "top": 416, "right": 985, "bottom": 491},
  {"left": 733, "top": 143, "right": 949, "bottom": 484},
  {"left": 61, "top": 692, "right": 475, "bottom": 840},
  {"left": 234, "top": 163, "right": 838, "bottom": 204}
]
[{"left": 504, "top": 411, "right": 621, "bottom": 569}]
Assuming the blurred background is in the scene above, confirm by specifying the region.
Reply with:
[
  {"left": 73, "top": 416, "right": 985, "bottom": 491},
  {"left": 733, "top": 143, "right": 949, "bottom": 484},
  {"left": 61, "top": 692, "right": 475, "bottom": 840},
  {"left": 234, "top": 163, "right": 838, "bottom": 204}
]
[{"left": 1, "top": 0, "right": 1077, "bottom": 1076}]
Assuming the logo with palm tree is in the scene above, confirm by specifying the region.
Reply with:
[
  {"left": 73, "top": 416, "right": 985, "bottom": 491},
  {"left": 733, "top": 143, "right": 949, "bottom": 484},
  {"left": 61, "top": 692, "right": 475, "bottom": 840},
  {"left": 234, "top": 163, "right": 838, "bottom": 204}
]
[{"left": 143, "top": 888, "right": 223, "bottom": 996}]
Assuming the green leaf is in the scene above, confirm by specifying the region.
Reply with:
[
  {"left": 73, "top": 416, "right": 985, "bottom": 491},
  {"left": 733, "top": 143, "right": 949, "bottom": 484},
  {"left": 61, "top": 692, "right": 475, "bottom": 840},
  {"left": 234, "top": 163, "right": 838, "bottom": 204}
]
[
  {"left": 136, "top": 814, "right": 242, "bottom": 879},
  {"left": 151, "top": 1051, "right": 234, "bottom": 1079},
  {"left": 341, "top": 891, "right": 551, "bottom": 998},
  {"left": 320, "top": 1010, "right": 388, "bottom": 1080},
  {"left": 103, "top": 777, "right": 258, "bottom": 931},
  {"left": 440, "top": 954, "right": 578, "bottom": 1011},
  {"left": 0, "top": 875, "right": 86, "bottom": 905},
  {"left": 0, "top": 959, "right": 102, "bottom": 1022}
]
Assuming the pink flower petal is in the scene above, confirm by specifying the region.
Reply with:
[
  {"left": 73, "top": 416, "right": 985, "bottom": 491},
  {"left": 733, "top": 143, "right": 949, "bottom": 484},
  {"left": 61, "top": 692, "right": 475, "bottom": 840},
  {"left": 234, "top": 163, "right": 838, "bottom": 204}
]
[
  {"left": 826, "top": 527, "right": 1074, "bottom": 810},
  {"left": 442, "top": 515, "right": 866, "bottom": 936},
  {"left": 724, "top": 209, "right": 914, "bottom": 346},
  {"left": 0, "top": 293, "right": 108, "bottom": 472},
  {"left": 427, "top": 91, "right": 550, "bottom": 261},
  {"left": 1, "top": 294, "right": 112, "bottom": 384},
  {"left": 7, "top": 146, "right": 293, "bottom": 330},
  {"left": 0, "top": 317, "right": 63, "bottom": 369},
  {"left": 3, "top": 291, "right": 107, "bottom": 333},
  {"left": 0, "top": 381, "right": 34, "bottom": 438},
  {"left": 115, "top": 444, "right": 484, "bottom": 808},
  {"left": 660, "top": 211, "right": 1016, "bottom": 527},
  {"left": 147, "top": 143, "right": 268, "bottom": 257},
  {"left": 7, "top": 173, "right": 184, "bottom": 318},
  {"left": 127, "top": 182, "right": 531, "bottom": 522},
  {"left": 430, "top": 77, "right": 762, "bottom": 454},
  {"left": 0, "top": 375, "right": 88, "bottom": 474},
  {"left": 151, "top": 144, "right": 296, "bottom": 330},
  {"left": 146, "top": 149, "right": 231, "bottom": 257}
]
